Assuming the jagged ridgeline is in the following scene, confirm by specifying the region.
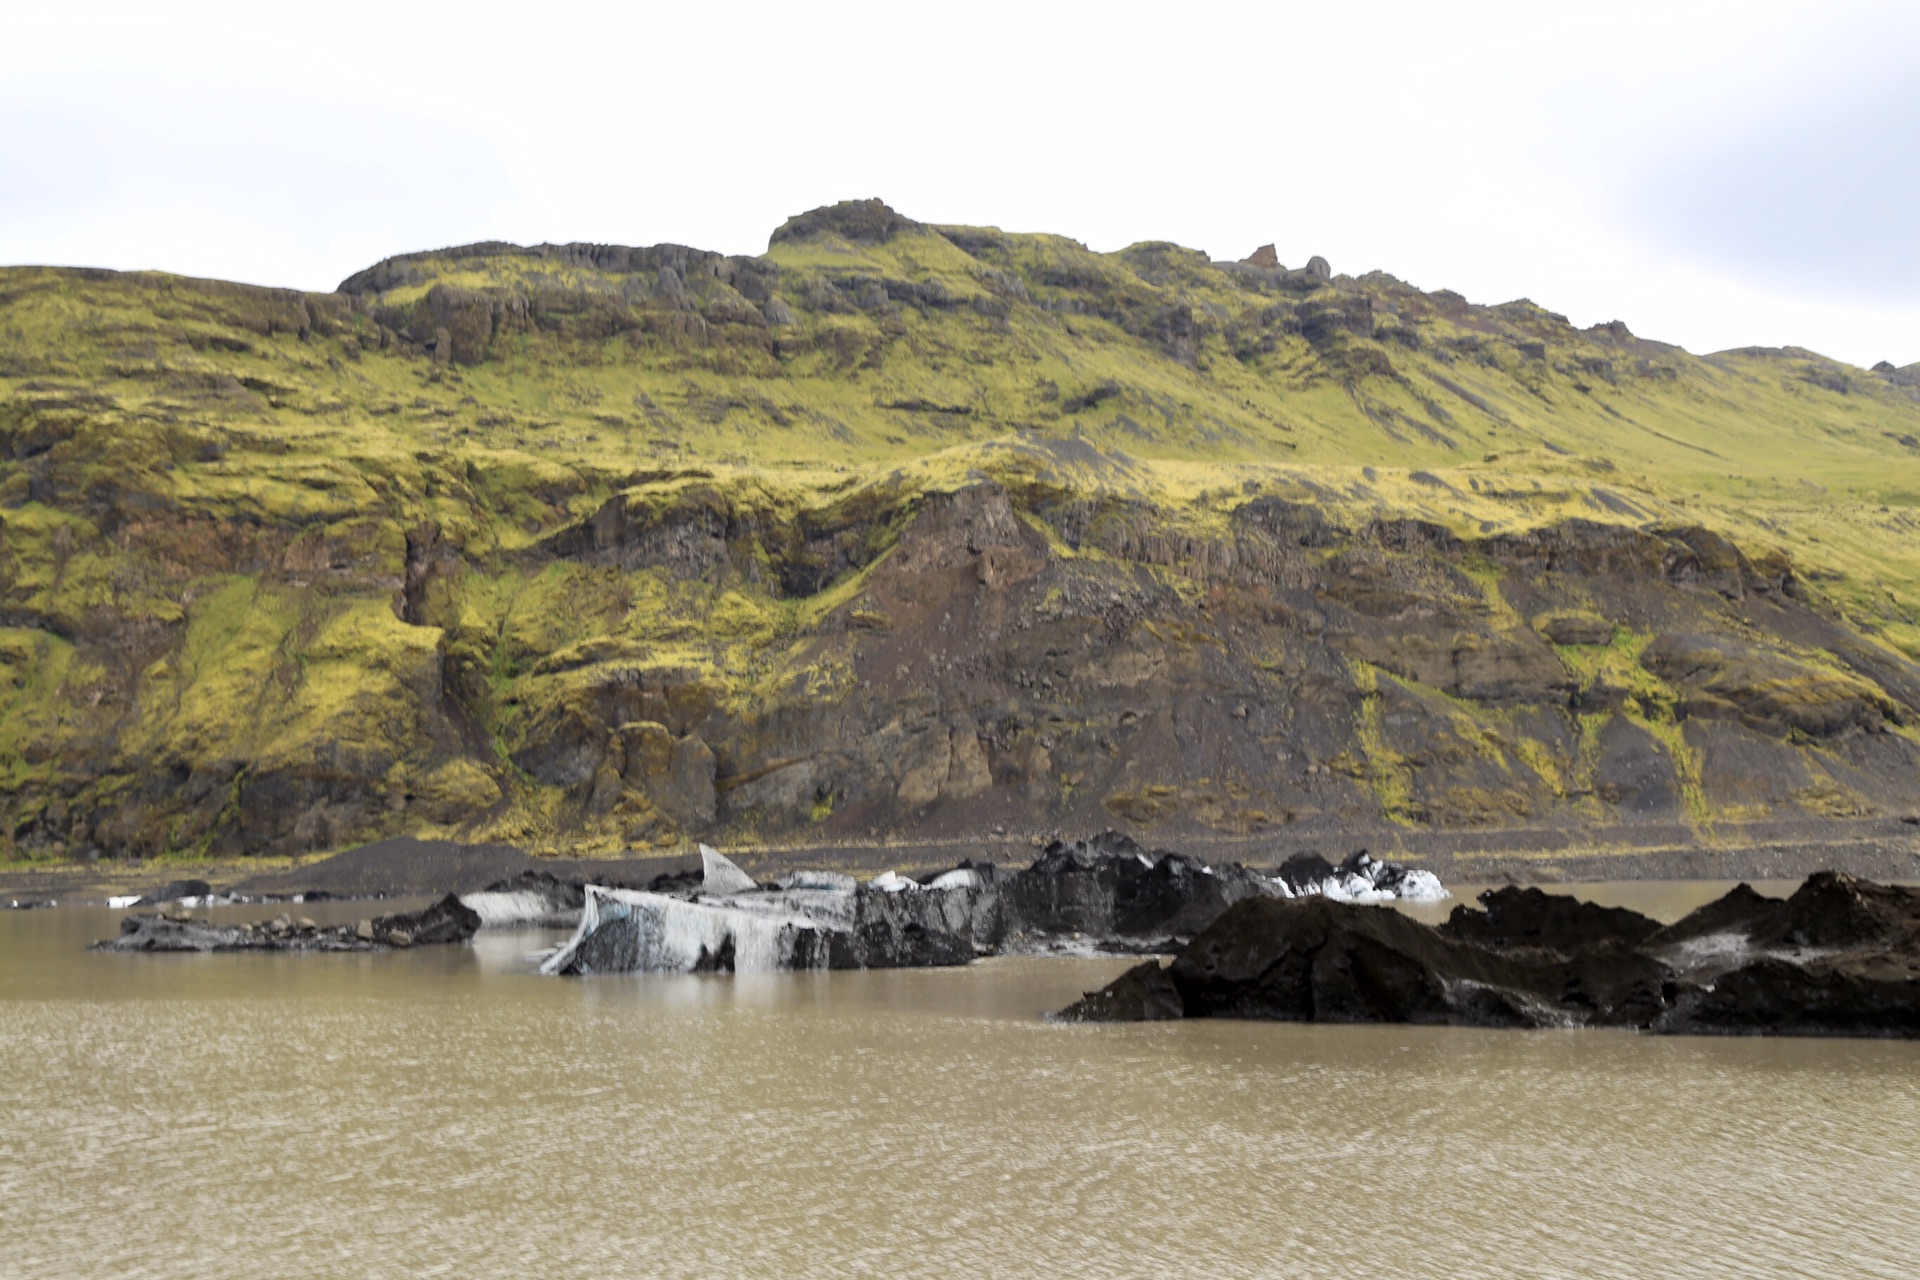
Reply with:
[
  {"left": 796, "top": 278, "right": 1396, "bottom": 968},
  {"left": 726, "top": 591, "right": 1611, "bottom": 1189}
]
[{"left": 4, "top": 198, "right": 1920, "bottom": 860}]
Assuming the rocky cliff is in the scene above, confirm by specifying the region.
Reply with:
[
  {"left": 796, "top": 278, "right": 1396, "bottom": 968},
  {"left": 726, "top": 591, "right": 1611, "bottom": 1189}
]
[{"left": 4, "top": 200, "right": 1919, "bottom": 865}]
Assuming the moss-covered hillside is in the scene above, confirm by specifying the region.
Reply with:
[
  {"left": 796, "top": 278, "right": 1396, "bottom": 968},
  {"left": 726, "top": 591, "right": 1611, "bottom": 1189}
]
[{"left": 4, "top": 199, "right": 1919, "bottom": 863}]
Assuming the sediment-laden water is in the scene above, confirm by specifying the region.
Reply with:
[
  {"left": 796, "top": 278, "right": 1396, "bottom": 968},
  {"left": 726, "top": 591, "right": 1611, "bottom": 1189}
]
[{"left": 2, "top": 885, "right": 1916, "bottom": 1279}]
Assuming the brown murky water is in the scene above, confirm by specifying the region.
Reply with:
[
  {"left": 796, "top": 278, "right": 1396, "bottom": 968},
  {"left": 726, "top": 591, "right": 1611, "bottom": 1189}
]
[{"left": 2, "top": 885, "right": 1917, "bottom": 1279}]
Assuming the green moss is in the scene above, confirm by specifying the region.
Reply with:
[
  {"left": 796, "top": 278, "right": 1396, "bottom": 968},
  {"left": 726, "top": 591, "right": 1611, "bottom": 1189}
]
[
  {"left": 4, "top": 216, "right": 1920, "bottom": 853},
  {"left": 1346, "top": 659, "right": 1417, "bottom": 824}
]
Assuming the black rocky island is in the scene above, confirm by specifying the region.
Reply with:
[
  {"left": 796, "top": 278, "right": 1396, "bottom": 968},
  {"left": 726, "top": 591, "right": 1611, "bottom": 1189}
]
[{"left": 1059, "top": 871, "right": 1920, "bottom": 1038}]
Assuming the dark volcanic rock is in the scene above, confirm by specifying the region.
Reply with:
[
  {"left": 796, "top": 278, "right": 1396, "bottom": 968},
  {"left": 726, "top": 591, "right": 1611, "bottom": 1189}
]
[
  {"left": 1062, "top": 872, "right": 1920, "bottom": 1039},
  {"left": 1164, "top": 896, "right": 1665, "bottom": 1028},
  {"left": 96, "top": 893, "right": 480, "bottom": 953},
  {"left": 1659, "top": 956, "right": 1920, "bottom": 1037},
  {"left": 1058, "top": 960, "right": 1183, "bottom": 1022},
  {"left": 376, "top": 893, "right": 482, "bottom": 946},
  {"left": 1440, "top": 886, "right": 1662, "bottom": 954},
  {"left": 1643, "top": 882, "right": 1781, "bottom": 947},
  {"left": 1752, "top": 871, "right": 1920, "bottom": 950}
]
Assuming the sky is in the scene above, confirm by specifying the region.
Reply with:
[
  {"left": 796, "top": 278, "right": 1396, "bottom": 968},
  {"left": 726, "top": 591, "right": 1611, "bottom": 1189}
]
[{"left": 3, "top": 0, "right": 1916, "bottom": 367}]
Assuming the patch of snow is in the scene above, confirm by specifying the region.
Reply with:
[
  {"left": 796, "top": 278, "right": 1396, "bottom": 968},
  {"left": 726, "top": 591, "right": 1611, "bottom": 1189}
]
[
  {"left": 870, "top": 870, "right": 918, "bottom": 892},
  {"left": 108, "top": 895, "right": 141, "bottom": 909},
  {"left": 924, "top": 868, "right": 981, "bottom": 891}
]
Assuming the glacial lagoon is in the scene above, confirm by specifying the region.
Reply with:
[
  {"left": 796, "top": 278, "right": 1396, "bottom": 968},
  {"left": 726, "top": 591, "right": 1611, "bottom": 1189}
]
[{"left": 3, "top": 888, "right": 1918, "bottom": 1280}]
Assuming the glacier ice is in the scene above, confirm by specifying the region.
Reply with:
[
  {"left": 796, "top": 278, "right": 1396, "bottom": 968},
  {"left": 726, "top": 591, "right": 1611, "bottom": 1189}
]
[
  {"left": 701, "top": 845, "right": 759, "bottom": 896},
  {"left": 774, "top": 870, "right": 858, "bottom": 892},
  {"left": 540, "top": 887, "right": 834, "bottom": 975},
  {"left": 460, "top": 889, "right": 580, "bottom": 928},
  {"left": 1272, "top": 851, "right": 1449, "bottom": 903}
]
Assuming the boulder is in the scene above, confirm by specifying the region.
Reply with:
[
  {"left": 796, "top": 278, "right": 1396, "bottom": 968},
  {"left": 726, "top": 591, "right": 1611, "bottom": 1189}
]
[
  {"left": 371, "top": 893, "right": 482, "bottom": 946},
  {"left": 1540, "top": 614, "right": 1614, "bottom": 646}
]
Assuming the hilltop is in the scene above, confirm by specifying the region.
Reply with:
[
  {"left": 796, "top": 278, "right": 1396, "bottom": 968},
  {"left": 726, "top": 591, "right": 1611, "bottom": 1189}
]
[{"left": 3, "top": 199, "right": 1919, "bottom": 872}]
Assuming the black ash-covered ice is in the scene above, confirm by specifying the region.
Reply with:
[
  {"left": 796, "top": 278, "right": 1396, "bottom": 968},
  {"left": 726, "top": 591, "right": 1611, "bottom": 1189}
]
[{"left": 539, "top": 835, "right": 1447, "bottom": 975}]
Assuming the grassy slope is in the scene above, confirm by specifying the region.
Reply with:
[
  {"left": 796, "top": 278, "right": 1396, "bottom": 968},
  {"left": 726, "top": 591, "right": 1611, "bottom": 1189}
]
[{"left": 3, "top": 201, "right": 1918, "bottom": 857}]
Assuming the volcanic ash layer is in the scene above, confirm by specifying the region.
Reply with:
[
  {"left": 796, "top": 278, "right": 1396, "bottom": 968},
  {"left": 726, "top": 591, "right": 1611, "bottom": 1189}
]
[{"left": 1058, "top": 872, "right": 1920, "bottom": 1038}]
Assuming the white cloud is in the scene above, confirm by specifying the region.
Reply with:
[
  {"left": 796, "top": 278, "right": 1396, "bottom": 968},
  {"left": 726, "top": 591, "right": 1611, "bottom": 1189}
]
[{"left": 2, "top": 0, "right": 1915, "bottom": 365}]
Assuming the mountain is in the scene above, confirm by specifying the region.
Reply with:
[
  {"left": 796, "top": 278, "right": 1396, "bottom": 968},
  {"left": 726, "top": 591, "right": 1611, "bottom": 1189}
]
[{"left": 3, "top": 199, "right": 1919, "bottom": 867}]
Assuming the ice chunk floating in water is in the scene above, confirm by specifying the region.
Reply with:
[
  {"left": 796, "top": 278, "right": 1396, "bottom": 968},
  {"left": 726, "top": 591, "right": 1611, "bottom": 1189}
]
[
  {"left": 540, "top": 874, "right": 991, "bottom": 976},
  {"left": 1271, "top": 851, "right": 1449, "bottom": 903},
  {"left": 534, "top": 839, "right": 1448, "bottom": 976},
  {"left": 540, "top": 887, "right": 833, "bottom": 975}
]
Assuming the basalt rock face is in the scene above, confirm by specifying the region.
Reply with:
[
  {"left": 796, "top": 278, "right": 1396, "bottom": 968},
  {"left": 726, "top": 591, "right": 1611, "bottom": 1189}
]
[
  {"left": 1060, "top": 873, "right": 1920, "bottom": 1038},
  {"left": 6, "top": 203, "right": 1920, "bottom": 868},
  {"left": 97, "top": 892, "right": 481, "bottom": 952}
]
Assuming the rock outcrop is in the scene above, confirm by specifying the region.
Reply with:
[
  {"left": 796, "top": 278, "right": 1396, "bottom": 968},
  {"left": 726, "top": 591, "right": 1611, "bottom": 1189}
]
[
  {"left": 97, "top": 893, "right": 481, "bottom": 952},
  {"left": 9, "top": 205, "right": 1918, "bottom": 869},
  {"left": 1059, "top": 873, "right": 1920, "bottom": 1038}
]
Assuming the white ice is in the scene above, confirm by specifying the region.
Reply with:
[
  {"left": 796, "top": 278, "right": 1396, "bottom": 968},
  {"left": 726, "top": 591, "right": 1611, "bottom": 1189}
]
[
  {"left": 924, "top": 868, "right": 982, "bottom": 891},
  {"left": 540, "top": 886, "right": 832, "bottom": 975},
  {"left": 775, "top": 870, "right": 858, "bottom": 892},
  {"left": 460, "top": 889, "right": 580, "bottom": 928},
  {"left": 107, "top": 895, "right": 140, "bottom": 909},
  {"left": 1268, "top": 857, "right": 1450, "bottom": 903},
  {"left": 700, "top": 845, "right": 759, "bottom": 896},
  {"left": 870, "top": 871, "right": 918, "bottom": 893}
]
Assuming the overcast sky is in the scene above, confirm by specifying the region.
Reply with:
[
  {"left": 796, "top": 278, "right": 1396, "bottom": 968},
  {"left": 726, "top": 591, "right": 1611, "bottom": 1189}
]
[{"left": 4, "top": 0, "right": 1915, "bottom": 367}]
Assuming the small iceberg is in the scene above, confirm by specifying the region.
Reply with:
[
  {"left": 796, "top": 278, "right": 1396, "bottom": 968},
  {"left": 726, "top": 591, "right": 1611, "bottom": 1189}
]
[
  {"left": 1271, "top": 851, "right": 1449, "bottom": 903},
  {"left": 539, "top": 854, "right": 991, "bottom": 976}
]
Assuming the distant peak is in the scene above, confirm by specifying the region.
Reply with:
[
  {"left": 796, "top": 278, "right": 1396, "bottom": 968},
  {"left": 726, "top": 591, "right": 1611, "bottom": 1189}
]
[{"left": 769, "top": 199, "right": 922, "bottom": 247}]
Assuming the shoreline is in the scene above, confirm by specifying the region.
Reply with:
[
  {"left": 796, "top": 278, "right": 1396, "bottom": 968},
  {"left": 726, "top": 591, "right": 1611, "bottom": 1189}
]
[{"left": 6, "top": 820, "right": 1919, "bottom": 909}]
